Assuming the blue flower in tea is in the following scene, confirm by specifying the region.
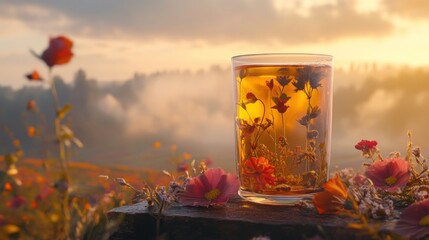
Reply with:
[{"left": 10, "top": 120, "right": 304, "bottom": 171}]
[{"left": 276, "top": 75, "right": 291, "bottom": 87}]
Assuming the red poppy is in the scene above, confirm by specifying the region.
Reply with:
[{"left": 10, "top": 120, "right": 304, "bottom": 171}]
[
  {"left": 243, "top": 157, "right": 275, "bottom": 186},
  {"left": 26, "top": 70, "right": 43, "bottom": 81},
  {"left": 40, "top": 36, "right": 74, "bottom": 67}
]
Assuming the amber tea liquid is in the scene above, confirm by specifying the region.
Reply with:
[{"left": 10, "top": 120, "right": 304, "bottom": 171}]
[{"left": 232, "top": 54, "right": 333, "bottom": 205}]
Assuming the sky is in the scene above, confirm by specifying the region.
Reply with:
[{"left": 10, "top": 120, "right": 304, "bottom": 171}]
[
  {"left": 1, "top": 0, "right": 429, "bottom": 88},
  {"left": 1, "top": 0, "right": 429, "bottom": 172}
]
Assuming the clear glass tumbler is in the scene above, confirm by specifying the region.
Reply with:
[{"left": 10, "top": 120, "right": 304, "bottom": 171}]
[{"left": 232, "top": 53, "right": 333, "bottom": 205}]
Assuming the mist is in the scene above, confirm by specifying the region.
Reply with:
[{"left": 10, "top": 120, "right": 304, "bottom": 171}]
[{"left": 1, "top": 64, "right": 429, "bottom": 173}]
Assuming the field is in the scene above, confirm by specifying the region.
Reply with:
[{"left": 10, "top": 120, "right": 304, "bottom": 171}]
[{"left": 0, "top": 156, "right": 171, "bottom": 239}]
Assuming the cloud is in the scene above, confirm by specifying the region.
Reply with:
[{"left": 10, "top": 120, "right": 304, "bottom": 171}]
[
  {"left": 0, "top": 0, "right": 393, "bottom": 44},
  {"left": 382, "top": 0, "right": 429, "bottom": 19},
  {"left": 101, "top": 66, "right": 234, "bottom": 145}
]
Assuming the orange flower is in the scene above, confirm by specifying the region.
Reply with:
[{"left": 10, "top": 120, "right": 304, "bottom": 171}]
[
  {"left": 40, "top": 36, "right": 74, "bottom": 67},
  {"left": 243, "top": 157, "right": 275, "bottom": 187},
  {"left": 313, "top": 175, "right": 348, "bottom": 214},
  {"left": 26, "top": 70, "right": 43, "bottom": 81},
  {"left": 27, "top": 126, "right": 36, "bottom": 137},
  {"left": 183, "top": 152, "right": 192, "bottom": 160},
  {"left": 153, "top": 141, "right": 161, "bottom": 149},
  {"left": 27, "top": 100, "right": 37, "bottom": 111}
]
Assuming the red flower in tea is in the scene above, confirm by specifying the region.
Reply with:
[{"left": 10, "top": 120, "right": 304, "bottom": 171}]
[
  {"left": 246, "top": 92, "right": 258, "bottom": 104},
  {"left": 272, "top": 93, "right": 291, "bottom": 114},
  {"left": 355, "top": 140, "right": 378, "bottom": 152},
  {"left": 313, "top": 175, "right": 348, "bottom": 214},
  {"left": 26, "top": 70, "right": 43, "bottom": 81},
  {"left": 266, "top": 79, "right": 274, "bottom": 90},
  {"left": 38, "top": 36, "right": 74, "bottom": 68},
  {"left": 395, "top": 199, "right": 429, "bottom": 239},
  {"left": 243, "top": 157, "right": 275, "bottom": 186},
  {"left": 177, "top": 168, "right": 239, "bottom": 207},
  {"left": 237, "top": 119, "right": 255, "bottom": 139},
  {"left": 365, "top": 158, "right": 410, "bottom": 192}
]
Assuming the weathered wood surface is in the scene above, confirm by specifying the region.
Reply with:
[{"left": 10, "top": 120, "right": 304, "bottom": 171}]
[{"left": 108, "top": 197, "right": 395, "bottom": 240}]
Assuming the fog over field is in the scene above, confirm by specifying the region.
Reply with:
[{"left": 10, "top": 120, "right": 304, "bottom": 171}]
[{"left": 1, "top": 64, "right": 429, "bottom": 173}]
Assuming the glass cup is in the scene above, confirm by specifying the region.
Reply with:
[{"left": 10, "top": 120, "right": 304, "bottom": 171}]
[{"left": 232, "top": 53, "right": 333, "bottom": 205}]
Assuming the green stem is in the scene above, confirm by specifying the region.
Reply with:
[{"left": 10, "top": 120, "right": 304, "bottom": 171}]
[
  {"left": 48, "top": 68, "right": 70, "bottom": 240},
  {"left": 269, "top": 90, "right": 277, "bottom": 155}
]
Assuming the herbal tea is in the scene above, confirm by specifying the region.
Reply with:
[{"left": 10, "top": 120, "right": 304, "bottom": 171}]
[{"left": 234, "top": 63, "right": 332, "bottom": 200}]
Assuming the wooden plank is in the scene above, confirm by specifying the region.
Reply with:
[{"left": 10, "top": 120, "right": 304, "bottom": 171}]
[{"left": 108, "top": 197, "right": 395, "bottom": 240}]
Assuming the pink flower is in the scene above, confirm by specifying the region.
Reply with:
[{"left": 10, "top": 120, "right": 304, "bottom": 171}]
[
  {"left": 365, "top": 158, "right": 410, "bottom": 192},
  {"left": 355, "top": 140, "right": 377, "bottom": 152},
  {"left": 177, "top": 168, "right": 239, "bottom": 207},
  {"left": 395, "top": 199, "right": 429, "bottom": 239}
]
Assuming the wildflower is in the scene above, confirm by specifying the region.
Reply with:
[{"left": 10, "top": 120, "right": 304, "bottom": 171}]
[
  {"left": 153, "top": 141, "right": 161, "bottom": 149},
  {"left": 6, "top": 196, "right": 26, "bottom": 208},
  {"left": 294, "top": 67, "right": 323, "bottom": 91},
  {"left": 412, "top": 147, "right": 421, "bottom": 158},
  {"left": 177, "top": 168, "right": 239, "bottom": 207},
  {"left": 37, "top": 36, "right": 74, "bottom": 68},
  {"left": 26, "top": 100, "right": 37, "bottom": 111},
  {"left": 27, "top": 126, "right": 36, "bottom": 137},
  {"left": 266, "top": 79, "right": 274, "bottom": 90},
  {"left": 313, "top": 175, "right": 348, "bottom": 214},
  {"left": 183, "top": 152, "right": 192, "bottom": 160},
  {"left": 239, "top": 69, "right": 247, "bottom": 79},
  {"left": 177, "top": 163, "right": 189, "bottom": 172},
  {"left": 237, "top": 119, "right": 256, "bottom": 138},
  {"left": 298, "top": 115, "right": 309, "bottom": 126},
  {"left": 26, "top": 70, "right": 43, "bottom": 81},
  {"left": 243, "top": 157, "right": 275, "bottom": 186},
  {"left": 276, "top": 75, "right": 291, "bottom": 87},
  {"left": 365, "top": 158, "right": 410, "bottom": 192},
  {"left": 272, "top": 93, "right": 291, "bottom": 114},
  {"left": 246, "top": 92, "right": 258, "bottom": 104},
  {"left": 355, "top": 140, "right": 378, "bottom": 152},
  {"left": 202, "top": 158, "right": 213, "bottom": 167},
  {"left": 395, "top": 198, "right": 429, "bottom": 239}
]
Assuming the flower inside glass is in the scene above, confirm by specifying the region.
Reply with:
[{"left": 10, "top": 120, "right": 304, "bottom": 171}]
[{"left": 232, "top": 53, "right": 333, "bottom": 205}]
